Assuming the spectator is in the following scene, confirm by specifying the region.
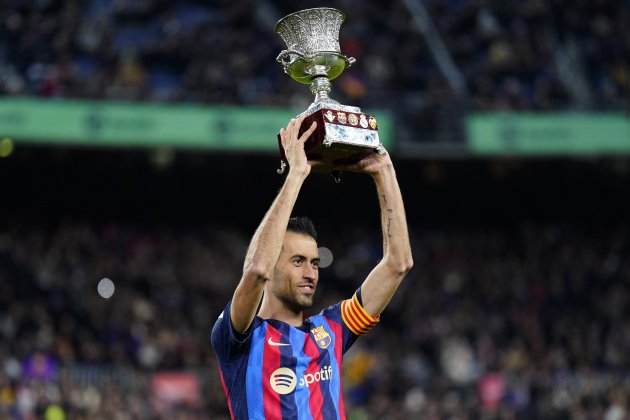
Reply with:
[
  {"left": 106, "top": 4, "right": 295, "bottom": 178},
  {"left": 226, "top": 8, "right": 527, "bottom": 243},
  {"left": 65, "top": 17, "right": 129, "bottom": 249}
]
[{"left": 1, "top": 219, "right": 630, "bottom": 418}]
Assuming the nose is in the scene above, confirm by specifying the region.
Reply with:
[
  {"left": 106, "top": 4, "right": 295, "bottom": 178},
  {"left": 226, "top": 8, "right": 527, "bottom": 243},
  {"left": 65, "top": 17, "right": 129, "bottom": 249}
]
[{"left": 303, "top": 264, "right": 317, "bottom": 280}]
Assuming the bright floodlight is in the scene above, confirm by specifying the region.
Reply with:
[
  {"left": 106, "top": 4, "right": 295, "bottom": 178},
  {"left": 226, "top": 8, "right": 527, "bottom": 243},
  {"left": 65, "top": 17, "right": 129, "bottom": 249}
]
[
  {"left": 97, "top": 278, "right": 115, "bottom": 299},
  {"left": 318, "top": 247, "right": 333, "bottom": 268}
]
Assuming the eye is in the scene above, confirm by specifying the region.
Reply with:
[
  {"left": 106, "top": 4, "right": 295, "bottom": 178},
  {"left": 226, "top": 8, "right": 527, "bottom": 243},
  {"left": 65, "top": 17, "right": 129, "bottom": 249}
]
[
  {"left": 312, "top": 261, "right": 320, "bottom": 269},
  {"left": 292, "top": 258, "right": 303, "bottom": 266}
]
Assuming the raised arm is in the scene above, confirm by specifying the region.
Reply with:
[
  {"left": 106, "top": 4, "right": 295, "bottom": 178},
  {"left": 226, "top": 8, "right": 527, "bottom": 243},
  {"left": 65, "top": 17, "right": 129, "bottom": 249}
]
[
  {"left": 230, "top": 115, "right": 317, "bottom": 333},
  {"left": 340, "top": 150, "right": 413, "bottom": 316}
]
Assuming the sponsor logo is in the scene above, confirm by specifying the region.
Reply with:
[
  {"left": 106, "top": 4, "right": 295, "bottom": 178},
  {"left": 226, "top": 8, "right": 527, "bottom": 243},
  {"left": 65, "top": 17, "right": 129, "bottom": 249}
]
[
  {"left": 270, "top": 367, "right": 297, "bottom": 394},
  {"left": 267, "top": 337, "right": 291, "bottom": 347},
  {"left": 269, "top": 366, "right": 334, "bottom": 394},
  {"left": 311, "top": 326, "right": 332, "bottom": 349},
  {"left": 324, "top": 110, "right": 335, "bottom": 122},
  {"left": 359, "top": 114, "right": 368, "bottom": 128},
  {"left": 298, "top": 366, "right": 333, "bottom": 388}
]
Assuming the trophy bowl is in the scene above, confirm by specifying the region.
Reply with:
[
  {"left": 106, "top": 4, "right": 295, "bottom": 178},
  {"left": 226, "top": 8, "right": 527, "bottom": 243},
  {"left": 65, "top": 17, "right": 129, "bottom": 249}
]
[{"left": 275, "top": 8, "right": 355, "bottom": 85}]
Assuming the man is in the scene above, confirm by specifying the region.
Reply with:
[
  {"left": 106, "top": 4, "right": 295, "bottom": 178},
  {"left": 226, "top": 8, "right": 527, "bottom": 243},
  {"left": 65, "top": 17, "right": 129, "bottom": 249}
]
[{"left": 211, "top": 113, "right": 413, "bottom": 419}]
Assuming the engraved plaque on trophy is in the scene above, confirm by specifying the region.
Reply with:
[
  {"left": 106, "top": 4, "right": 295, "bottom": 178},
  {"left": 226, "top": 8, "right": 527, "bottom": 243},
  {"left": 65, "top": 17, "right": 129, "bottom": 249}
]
[{"left": 274, "top": 8, "right": 384, "bottom": 177}]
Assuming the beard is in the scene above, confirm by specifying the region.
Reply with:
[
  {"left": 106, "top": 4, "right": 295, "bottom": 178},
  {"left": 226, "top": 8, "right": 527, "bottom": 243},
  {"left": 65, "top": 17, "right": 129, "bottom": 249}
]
[
  {"left": 281, "top": 291, "right": 314, "bottom": 313},
  {"left": 272, "top": 269, "right": 315, "bottom": 313}
]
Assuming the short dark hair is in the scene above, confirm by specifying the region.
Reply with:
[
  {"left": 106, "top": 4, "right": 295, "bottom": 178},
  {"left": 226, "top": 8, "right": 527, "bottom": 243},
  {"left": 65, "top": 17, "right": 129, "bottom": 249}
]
[{"left": 287, "top": 216, "right": 317, "bottom": 241}]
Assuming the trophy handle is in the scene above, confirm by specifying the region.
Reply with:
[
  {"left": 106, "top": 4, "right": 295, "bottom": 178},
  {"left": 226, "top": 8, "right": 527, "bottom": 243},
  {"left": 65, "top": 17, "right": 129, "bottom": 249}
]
[
  {"left": 277, "top": 160, "right": 287, "bottom": 174},
  {"left": 276, "top": 49, "right": 305, "bottom": 73}
]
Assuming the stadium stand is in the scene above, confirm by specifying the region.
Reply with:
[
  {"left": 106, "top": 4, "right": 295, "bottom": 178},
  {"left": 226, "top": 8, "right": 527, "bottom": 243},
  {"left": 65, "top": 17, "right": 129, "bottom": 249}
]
[
  {"left": 0, "top": 1, "right": 627, "bottom": 124},
  {"left": 1, "top": 0, "right": 630, "bottom": 418},
  {"left": 2, "top": 151, "right": 630, "bottom": 418}
]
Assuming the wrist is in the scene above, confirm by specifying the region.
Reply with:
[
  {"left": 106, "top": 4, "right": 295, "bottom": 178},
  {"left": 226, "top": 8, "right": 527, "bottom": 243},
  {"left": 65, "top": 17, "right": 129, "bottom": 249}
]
[
  {"left": 287, "top": 166, "right": 310, "bottom": 182},
  {"left": 370, "top": 163, "right": 395, "bottom": 179}
]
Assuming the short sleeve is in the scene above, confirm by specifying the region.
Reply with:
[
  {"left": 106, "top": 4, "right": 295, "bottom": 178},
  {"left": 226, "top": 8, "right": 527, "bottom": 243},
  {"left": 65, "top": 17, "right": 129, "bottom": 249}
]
[{"left": 211, "top": 301, "right": 254, "bottom": 363}]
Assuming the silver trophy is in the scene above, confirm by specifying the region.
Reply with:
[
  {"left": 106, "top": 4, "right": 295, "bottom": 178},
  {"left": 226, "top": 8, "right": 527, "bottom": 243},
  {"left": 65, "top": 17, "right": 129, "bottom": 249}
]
[{"left": 275, "top": 8, "right": 384, "bottom": 178}]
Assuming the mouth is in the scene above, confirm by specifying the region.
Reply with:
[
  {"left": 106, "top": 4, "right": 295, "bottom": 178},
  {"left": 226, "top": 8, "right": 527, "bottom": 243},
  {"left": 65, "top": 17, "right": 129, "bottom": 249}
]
[{"left": 298, "top": 284, "right": 315, "bottom": 295}]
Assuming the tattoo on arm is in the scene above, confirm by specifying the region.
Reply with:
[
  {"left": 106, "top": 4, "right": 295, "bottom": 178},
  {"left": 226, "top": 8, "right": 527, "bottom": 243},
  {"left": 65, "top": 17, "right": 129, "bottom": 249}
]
[{"left": 382, "top": 194, "right": 393, "bottom": 238}]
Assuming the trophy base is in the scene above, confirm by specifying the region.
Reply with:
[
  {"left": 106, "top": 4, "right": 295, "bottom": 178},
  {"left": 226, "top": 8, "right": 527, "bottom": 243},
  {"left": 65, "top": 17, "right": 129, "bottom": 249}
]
[{"left": 277, "top": 104, "right": 382, "bottom": 175}]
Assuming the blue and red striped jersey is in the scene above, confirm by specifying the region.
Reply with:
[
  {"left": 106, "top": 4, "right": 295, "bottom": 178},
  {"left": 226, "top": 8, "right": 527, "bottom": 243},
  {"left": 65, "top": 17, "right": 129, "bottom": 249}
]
[{"left": 211, "top": 292, "right": 379, "bottom": 420}]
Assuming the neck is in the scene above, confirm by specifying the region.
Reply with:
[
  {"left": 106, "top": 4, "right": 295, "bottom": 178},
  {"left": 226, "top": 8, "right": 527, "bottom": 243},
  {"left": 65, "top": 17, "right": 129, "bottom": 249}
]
[{"left": 258, "top": 295, "right": 304, "bottom": 327}]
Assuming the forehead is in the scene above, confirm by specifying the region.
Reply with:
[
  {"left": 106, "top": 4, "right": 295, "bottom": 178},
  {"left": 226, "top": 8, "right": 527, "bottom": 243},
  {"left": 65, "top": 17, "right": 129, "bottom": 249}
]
[{"left": 282, "top": 231, "right": 319, "bottom": 257}]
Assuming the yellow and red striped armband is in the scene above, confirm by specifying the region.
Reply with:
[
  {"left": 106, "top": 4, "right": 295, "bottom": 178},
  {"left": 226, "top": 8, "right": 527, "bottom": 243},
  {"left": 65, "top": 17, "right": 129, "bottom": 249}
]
[{"left": 340, "top": 293, "right": 380, "bottom": 335}]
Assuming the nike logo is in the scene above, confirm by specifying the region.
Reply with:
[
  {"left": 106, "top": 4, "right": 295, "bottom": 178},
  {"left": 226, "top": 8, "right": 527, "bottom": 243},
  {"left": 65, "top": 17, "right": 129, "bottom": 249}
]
[{"left": 267, "top": 337, "right": 291, "bottom": 347}]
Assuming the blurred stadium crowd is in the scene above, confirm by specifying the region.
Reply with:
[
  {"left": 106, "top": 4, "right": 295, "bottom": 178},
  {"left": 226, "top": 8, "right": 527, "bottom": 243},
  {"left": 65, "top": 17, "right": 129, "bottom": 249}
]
[
  {"left": 0, "top": 0, "right": 628, "bottom": 113},
  {"left": 2, "top": 0, "right": 630, "bottom": 419},
  {"left": 1, "top": 218, "right": 630, "bottom": 419}
]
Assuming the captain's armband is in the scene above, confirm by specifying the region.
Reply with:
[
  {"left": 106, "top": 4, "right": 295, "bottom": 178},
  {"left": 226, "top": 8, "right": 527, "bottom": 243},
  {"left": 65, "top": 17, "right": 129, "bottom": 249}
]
[{"left": 340, "top": 293, "right": 380, "bottom": 335}]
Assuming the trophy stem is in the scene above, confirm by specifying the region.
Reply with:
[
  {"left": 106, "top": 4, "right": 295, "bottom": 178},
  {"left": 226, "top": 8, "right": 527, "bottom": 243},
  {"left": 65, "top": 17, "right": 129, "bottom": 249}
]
[{"left": 310, "top": 76, "right": 337, "bottom": 104}]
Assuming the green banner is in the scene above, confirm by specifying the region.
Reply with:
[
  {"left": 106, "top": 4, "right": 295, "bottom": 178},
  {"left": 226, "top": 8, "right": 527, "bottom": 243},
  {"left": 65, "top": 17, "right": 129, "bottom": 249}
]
[
  {"left": 467, "top": 113, "right": 630, "bottom": 155},
  {"left": 0, "top": 98, "right": 392, "bottom": 150}
]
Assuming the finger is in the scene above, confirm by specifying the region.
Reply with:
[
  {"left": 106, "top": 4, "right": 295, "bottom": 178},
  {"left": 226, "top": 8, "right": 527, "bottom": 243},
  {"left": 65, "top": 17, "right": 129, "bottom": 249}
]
[
  {"left": 292, "top": 114, "right": 308, "bottom": 134},
  {"left": 298, "top": 121, "right": 317, "bottom": 142},
  {"left": 295, "top": 113, "right": 307, "bottom": 124},
  {"left": 332, "top": 161, "right": 361, "bottom": 173},
  {"left": 280, "top": 131, "right": 288, "bottom": 151},
  {"left": 286, "top": 117, "right": 298, "bottom": 133},
  {"left": 332, "top": 164, "right": 354, "bottom": 173},
  {"left": 280, "top": 128, "right": 287, "bottom": 149},
  {"left": 284, "top": 116, "right": 300, "bottom": 142},
  {"left": 289, "top": 113, "right": 305, "bottom": 128}
]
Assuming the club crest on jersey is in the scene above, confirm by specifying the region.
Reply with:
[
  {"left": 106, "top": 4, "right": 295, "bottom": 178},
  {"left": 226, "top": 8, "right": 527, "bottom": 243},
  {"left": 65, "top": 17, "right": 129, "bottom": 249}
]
[{"left": 311, "top": 326, "right": 332, "bottom": 349}]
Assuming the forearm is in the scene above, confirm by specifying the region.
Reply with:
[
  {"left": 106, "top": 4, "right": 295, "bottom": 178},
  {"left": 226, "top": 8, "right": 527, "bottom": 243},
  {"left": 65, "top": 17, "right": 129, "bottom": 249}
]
[
  {"left": 231, "top": 115, "right": 315, "bottom": 333},
  {"left": 243, "top": 170, "right": 306, "bottom": 278},
  {"left": 230, "top": 170, "right": 306, "bottom": 332},
  {"left": 372, "top": 166, "right": 413, "bottom": 270},
  {"left": 359, "top": 164, "right": 413, "bottom": 316}
]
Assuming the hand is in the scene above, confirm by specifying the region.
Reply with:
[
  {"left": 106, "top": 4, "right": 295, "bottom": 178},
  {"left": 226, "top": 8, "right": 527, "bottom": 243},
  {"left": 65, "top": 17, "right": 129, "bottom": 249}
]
[
  {"left": 333, "top": 147, "right": 393, "bottom": 175},
  {"left": 279, "top": 113, "right": 318, "bottom": 178}
]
